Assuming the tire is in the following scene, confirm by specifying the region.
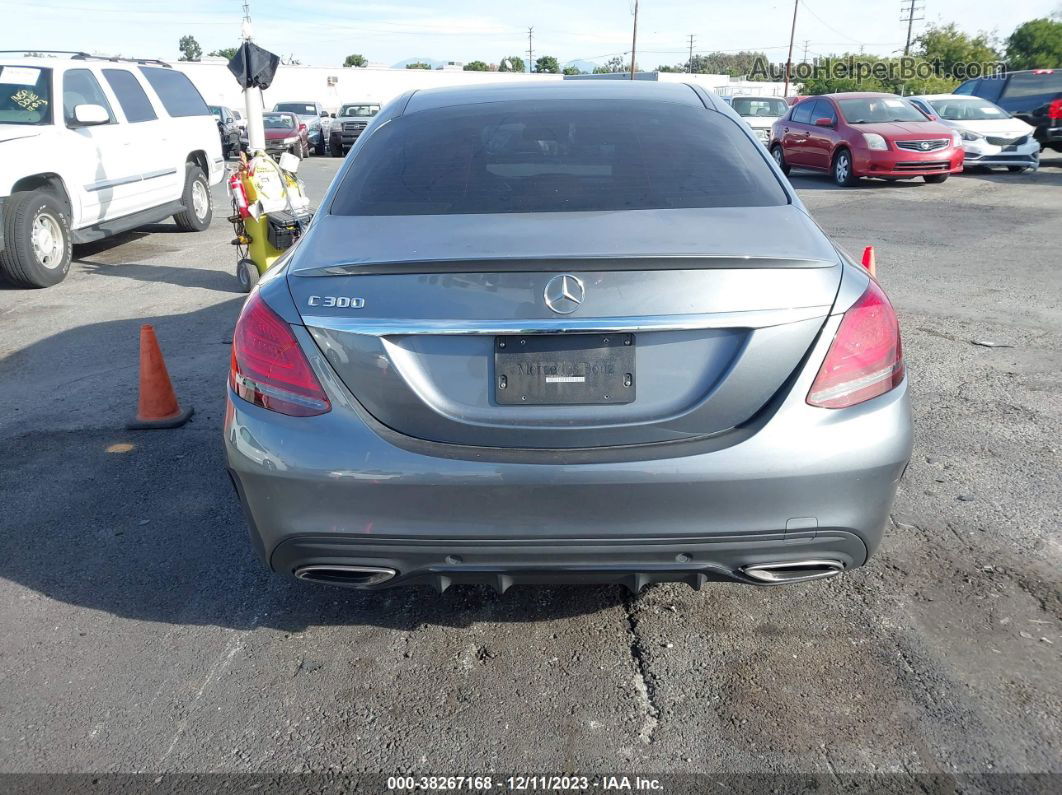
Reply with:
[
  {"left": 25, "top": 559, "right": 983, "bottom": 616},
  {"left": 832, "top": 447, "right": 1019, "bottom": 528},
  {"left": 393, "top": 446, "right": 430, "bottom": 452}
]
[
  {"left": 314, "top": 134, "right": 326, "bottom": 156},
  {"left": 770, "top": 144, "right": 791, "bottom": 176},
  {"left": 236, "top": 258, "right": 259, "bottom": 293},
  {"left": 923, "top": 173, "right": 949, "bottom": 184},
  {"left": 173, "top": 163, "right": 212, "bottom": 232},
  {"left": 1006, "top": 166, "right": 1028, "bottom": 173},
  {"left": 0, "top": 188, "right": 73, "bottom": 288},
  {"left": 832, "top": 149, "right": 860, "bottom": 187},
  {"left": 330, "top": 137, "right": 343, "bottom": 157}
]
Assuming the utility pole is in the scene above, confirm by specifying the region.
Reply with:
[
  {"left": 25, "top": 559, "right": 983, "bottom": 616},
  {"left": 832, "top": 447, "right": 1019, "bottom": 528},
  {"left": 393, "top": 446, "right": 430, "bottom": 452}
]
[
  {"left": 629, "top": 0, "right": 639, "bottom": 80},
  {"left": 687, "top": 34, "right": 695, "bottom": 73},
  {"left": 783, "top": 0, "right": 798, "bottom": 97},
  {"left": 527, "top": 27, "right": 533, "bottom": 73},
  {"left": 802, "top": 39, "right": 809, "bottom": 64},
  {"left": 901, "top": 1, "right": 924, "bottom": 56},
  {"left": 240, "top": 0, "right": 253, "bottom": 41}
]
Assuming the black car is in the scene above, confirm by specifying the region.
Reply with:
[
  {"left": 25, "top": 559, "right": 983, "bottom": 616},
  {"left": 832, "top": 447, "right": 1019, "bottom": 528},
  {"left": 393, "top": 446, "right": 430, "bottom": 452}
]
[
  {"left": 955, "top": 69, "right": 1062, "bottom": 153},
  {"left": 209, "top": 105, "right": 241, "bottom": 158}
]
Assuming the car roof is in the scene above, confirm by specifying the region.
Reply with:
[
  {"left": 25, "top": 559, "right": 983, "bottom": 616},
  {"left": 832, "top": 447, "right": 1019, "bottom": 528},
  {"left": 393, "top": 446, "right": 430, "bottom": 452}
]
[
  {"left": 1, "top": 56, "right": 167, "bottom": 69},
  {"left": 822, "top": 92, "right": 900, "bottom": 99},
  {"left": 909, "top": 94, "right": 977, "bottom": 101},
  {"left": 403, "top": 80, "right": 705, "bottom": 114}
]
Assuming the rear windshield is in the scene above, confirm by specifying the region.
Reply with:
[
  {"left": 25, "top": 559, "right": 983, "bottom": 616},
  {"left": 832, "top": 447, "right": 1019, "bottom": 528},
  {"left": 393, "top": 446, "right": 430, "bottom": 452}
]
[
  {"left": 730, "top": 97, "right": 788, "bottom": 118},
  {"left": 264, "top": 113, "right": 296, "bottom": 129},
  {"left": 0, "top": 65, "right": 52, "bottom": 125},
  {"left": 1004, "top": 70, "right": 1062, "bottom": 100},
  {"left": 275, "top": 103, "right": 316, "bottom": 115},
  {"left": 330, "top": 100, "right": 787, "bottom": 216}
]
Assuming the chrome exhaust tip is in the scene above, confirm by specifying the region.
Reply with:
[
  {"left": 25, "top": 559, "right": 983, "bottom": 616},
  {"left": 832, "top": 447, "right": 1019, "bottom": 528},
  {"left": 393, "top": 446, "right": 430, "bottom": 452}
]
[
  {"left": 741, "top": 560, "right": 844, "bottom": 585},
  {"left": 294, "top": 565, "right": 397, "bottom": 587}
]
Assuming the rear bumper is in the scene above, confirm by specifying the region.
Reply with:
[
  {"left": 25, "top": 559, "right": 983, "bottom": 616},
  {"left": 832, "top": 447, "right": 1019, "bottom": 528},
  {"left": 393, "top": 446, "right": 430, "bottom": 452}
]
[
  {"left": 265, "top": 530, "right": 869, "bottom": 592},
  {"left": 224, "top": 317, "right": 913, "bottom": 588}
]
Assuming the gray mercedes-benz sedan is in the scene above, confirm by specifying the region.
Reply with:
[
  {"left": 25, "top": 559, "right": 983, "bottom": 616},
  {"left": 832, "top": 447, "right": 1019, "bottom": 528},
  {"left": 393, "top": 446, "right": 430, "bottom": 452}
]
[{"left": 225, "top": 81, "right": 912, "bottom": 592}]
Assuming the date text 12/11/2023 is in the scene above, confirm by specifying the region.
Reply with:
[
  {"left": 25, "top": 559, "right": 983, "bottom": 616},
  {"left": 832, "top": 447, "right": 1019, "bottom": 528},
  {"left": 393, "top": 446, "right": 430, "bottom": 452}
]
[{"left": 385, "top": 776, "right": 663, "bottom": 791}]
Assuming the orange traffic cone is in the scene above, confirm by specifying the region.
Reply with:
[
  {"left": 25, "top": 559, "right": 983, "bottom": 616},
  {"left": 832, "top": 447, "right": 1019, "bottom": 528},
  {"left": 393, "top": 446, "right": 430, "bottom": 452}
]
[
  {"left": 126, "top": 324, "right": 193, "bottom": 430},
  {"left": 861, "top": 245, "right": 877, "bottom": 278}
]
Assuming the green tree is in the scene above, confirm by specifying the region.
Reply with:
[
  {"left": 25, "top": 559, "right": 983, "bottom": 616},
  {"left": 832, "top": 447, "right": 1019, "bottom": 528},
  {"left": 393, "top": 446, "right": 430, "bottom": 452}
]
[
  {"left": 657, "top": 64, "right": 684, "bottom": 72},
  {"left": 178, "top": 35, "right": 202, "bottom": 62},
  {"left": 498, "top": 55, "right": 525, "bottom": 72},
  {"left": 463, "top": 60, "right": 490, "bottom": 71},
  {"left": 208, "top": 47, "right": 239, "bottom": 60},
  {"left": 915, "top": 23, "right": 1000, "bottom": 78},
  {"left": 405, "top": 61, "right": 431, "bottom": 70},
  {"left": 593, "top": 56, "right": 627, "bottom": 73},
  {"left": 562, "top": 65, "right": 584, "bottom": 75},
  {"left": 684, "top": 51, "right": 768, "bottom": 78},
  {"left": 534, "top": 55, "right": 561, "bottom": 73},
  {"left": 1005, "top": 17, "right": 1062, "bottom": 70},
  {"left": 343, "top": 53, "right": 368, "bottom": 67}
]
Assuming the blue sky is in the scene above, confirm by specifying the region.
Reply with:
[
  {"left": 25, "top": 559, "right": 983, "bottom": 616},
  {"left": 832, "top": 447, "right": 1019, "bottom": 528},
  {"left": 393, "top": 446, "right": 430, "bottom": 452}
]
[{"left": 5, "top": 0, "right": 1059, "bottom": 68}]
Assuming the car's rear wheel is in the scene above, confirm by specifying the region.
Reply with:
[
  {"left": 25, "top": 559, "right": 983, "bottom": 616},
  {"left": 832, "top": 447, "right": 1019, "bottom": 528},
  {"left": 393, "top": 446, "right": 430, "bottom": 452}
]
[
  {"left": 770, "top": 144, "right": 790, "bottom": 175},
  {"left": 923, "top": 173, "right": 949, "bottom": 184},
  {"left": 0, "top": 188, "right": 73, "bottom": 288},
  {"left": 173, "top": 163, "right": 212, "bottom": 232},
  {"left": 832, "top": 149, "right": 859, "bottom": 187}
]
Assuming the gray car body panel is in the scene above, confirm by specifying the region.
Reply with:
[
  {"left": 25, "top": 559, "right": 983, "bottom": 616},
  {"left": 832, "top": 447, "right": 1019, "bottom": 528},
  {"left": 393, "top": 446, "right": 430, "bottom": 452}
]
[{"left": 227, "top": 81, "right": 912, "bottom": 588}]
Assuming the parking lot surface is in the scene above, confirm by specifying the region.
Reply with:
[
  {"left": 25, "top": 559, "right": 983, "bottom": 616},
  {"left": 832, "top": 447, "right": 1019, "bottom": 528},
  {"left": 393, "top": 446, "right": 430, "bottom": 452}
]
[{"left": 1, "top": 156, "right": 1059, "bottom": 778}]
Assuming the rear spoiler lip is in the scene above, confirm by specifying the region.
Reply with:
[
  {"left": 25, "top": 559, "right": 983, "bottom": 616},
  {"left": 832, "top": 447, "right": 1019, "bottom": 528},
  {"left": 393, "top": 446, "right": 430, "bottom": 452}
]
[{"left": 291, "top": 255, "right": 838, "bottom": 278}]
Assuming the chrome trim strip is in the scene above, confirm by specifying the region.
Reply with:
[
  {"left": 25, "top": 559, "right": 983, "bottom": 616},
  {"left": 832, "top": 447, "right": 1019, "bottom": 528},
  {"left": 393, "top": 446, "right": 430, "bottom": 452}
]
[
  {"left": 85, "top": 174, "right": 142, "bottom": 192},
  {"left": 302, "top": 305, "right": 830, "bottom": 336},
  {"left": 85, "top": 168, "right": 177, "bottom": 192},
  {"left": 141, "top": 168, "right": 177, "bottom": 181}
]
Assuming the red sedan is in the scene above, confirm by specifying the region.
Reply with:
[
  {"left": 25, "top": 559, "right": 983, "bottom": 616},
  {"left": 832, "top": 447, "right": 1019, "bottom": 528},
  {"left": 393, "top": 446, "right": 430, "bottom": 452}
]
[{"left": 770, "top": 92, "right": 964, "bottom": 186}]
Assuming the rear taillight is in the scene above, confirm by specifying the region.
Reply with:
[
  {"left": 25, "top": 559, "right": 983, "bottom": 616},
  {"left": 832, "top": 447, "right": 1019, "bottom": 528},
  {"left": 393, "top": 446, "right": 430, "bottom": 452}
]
[
  {"left": 1048, "top": 99, "right": 1062, "bottom": 121},
  {"left": 807, "top": 280, "right": 904, "bottom": 409},
  {"left": 230, "top": 292, "right": 331, "bottom": 416}
]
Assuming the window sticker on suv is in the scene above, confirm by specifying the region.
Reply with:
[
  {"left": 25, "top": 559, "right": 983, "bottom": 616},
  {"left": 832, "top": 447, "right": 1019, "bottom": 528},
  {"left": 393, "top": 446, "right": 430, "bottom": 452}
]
[{"left": 0, "top": 65, "right": 51, "bottom": 124}]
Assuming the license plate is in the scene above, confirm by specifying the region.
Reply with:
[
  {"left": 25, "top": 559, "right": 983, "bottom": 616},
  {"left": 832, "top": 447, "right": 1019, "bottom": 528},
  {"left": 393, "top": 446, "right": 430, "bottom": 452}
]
[{"left": 494, "top": 334, "right": 636, "bottom": 405}]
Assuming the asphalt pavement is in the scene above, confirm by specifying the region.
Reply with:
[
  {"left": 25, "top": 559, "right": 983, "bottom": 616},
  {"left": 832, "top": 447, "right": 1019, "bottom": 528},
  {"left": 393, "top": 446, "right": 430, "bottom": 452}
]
[{"left": 0, "top": 154, "right": 1059, "bottom": 782}]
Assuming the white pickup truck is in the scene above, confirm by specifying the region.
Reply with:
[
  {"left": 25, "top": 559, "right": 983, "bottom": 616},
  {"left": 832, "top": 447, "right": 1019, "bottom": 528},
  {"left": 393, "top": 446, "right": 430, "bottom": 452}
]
[{"left": 0, "top": 54, "right": 224, "bottom": 287}]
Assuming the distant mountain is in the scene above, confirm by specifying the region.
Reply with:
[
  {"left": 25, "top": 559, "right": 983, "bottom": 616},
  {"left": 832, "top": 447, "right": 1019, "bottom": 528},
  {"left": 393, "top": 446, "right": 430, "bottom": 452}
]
[
  {"left": 563, "top": 60, "right": 598, "bottom": 74},
  {"left": 392, "top": 57, "right": 447, "bottom": 69}
]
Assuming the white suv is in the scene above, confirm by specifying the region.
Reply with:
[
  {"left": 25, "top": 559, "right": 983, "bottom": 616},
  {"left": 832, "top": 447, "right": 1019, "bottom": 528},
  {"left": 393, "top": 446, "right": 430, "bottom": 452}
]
[{"left": 0, "top": 55, "right": 224, "bottom": 287}]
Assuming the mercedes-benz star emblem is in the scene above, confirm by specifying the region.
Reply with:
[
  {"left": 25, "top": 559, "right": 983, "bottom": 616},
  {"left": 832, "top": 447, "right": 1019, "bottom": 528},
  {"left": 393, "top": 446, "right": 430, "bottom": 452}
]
[{"left": 543, "top": 274, "right": 585, "bottom": 315}]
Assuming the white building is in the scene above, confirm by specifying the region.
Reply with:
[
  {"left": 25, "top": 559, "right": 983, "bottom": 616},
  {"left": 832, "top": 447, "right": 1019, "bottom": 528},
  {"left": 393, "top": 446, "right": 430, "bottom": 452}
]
[
  {"left": 173, "top": 62, "right": 562, "bottom": 113},
  {"left": 173, "top": 61, "right": 788, "bottom": 113}
]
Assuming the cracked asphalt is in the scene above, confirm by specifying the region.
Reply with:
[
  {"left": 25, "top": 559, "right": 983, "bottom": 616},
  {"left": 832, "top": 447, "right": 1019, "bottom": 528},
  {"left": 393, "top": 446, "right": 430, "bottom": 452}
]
[{"left": 0, "top": 154, "right": 1059, "bottom": 781}]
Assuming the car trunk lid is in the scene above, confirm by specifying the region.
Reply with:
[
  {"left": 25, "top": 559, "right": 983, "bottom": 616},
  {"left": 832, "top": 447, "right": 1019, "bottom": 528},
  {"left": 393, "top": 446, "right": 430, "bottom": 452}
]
[{"left": 288, "top": 207, "right": 841, "bottom": 449}]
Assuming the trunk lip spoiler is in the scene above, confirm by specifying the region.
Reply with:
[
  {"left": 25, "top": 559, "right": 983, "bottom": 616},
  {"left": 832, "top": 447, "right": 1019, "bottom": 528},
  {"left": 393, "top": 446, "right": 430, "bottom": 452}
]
[
  {"left": 301, "top": 305, "right": 831, "bottom": 336},
  {"left": 290, "top": 255, "right": 837, "bottom": 278}
]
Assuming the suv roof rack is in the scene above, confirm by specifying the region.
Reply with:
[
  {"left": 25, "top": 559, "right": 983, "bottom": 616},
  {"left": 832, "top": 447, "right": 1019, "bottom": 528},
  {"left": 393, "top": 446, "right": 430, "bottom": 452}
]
[{"left": 0, "top": 50, "right": 171, "bottom": 67}]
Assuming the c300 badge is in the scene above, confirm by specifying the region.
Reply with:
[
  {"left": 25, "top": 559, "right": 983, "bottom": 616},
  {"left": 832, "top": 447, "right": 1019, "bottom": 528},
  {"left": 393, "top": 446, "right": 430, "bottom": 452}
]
[{"left": 307, "top": 296, "right": 365, "bottom": 308}]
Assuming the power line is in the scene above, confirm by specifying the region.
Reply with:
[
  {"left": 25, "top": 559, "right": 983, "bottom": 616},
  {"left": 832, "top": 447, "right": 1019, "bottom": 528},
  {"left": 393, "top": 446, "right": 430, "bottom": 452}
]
[{"left": 901, "top": 1, "right": 925, "bottom": 55}]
